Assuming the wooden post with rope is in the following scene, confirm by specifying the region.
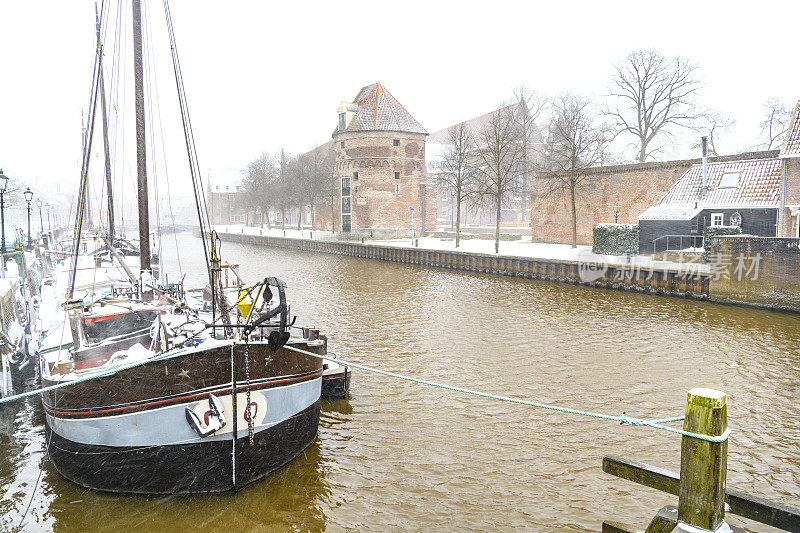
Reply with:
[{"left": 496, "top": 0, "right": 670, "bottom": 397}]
[
  {"left": 603, "top": 387, "right": 799, "bottom": 532},
  {"left": 675, "top": 388, "right": 729, "bottom": 532}
]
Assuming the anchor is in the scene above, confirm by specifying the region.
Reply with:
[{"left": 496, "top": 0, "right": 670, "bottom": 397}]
[{"left": 185, "top": 394, "right": 226, "bottom": 437}]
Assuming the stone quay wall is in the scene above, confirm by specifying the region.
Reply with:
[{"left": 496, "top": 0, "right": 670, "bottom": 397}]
[
  {"left": 215, "top": 231, "right": 709, "bottom": 300},
  {"left": 710, "top": 235, "right": 800, "bottom": 312}
]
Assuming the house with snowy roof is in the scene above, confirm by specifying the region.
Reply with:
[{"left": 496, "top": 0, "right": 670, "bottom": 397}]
[
  {"left": 332, "top": 82, "right": 432, "bottom": 235},
  {"left": 637, "top": 100, "right": 800, "bottom": 253}
]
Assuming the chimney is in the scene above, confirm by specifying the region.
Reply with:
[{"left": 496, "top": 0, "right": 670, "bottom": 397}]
[{"left": 700, "top": 136, "right": 708, "bottom": 200}]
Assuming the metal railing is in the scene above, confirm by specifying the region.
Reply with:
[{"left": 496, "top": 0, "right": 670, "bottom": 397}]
[{"left": 652, "top": 234, "right": 704, "bottom": 254}]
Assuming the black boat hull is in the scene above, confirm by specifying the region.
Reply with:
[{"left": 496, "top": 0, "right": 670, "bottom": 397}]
[
  {"left": 42, "top": 340, "right": 324, "bottom": 494},
  {"left": 44, "top": 400, "right": 320, "bottom": 494}
]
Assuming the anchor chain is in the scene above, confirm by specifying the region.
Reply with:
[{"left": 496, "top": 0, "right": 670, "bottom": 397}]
[{"left": 244, "top": 337, "right": 254, "bottom": 445}]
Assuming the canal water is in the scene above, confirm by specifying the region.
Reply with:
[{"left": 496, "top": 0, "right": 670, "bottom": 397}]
[{"left": 1, "top": 232, "right": 798, "bottom": 531}]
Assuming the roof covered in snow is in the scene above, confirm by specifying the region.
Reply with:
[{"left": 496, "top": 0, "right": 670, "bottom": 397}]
[
  {"left": 780, "top": 100, "right": 800, "bottom": 158},
  {"left": 337, "top": 83, "right": 426, "bottom": 135},
  {"left": 638, "top": 158, "right": 782, "bottom": 220}
]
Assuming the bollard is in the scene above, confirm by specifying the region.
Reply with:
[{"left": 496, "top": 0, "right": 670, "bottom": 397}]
[{"left": 673, "top": 388, "right": 730, "bottom": 532}]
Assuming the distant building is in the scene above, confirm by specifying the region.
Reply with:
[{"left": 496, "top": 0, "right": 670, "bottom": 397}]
[
  {"left": 332, "top": 83, "right": 433, "bottom": 235},
  {"left": 427, "top": 104, "right": 539, "bottom": 229},
  {"left": 207, "top": 169, "right": 248, "bottom": 226}
]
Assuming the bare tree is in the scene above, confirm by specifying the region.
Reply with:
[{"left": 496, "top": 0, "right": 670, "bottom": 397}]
[
  {"left": 241, "top": 152, "right": 277, "bottom": 228},
  {"left": 441, "top": 121, "right": 477, "bottom": 247},
  {"left": 760, "top": 98, "right": 793, "bottom": 150},
  {"left": 607, "top": 50, "right": 703, "bottom": 162},
  {"left": 474, "top": 104, "right": 523, "bottom": 253},
  {"left": 538, "top": 94, "right": 610, "bottom": 248},
  {"left": 303, "top": 144, "right": 335, "bottom": 230},
  {"left": 693, "top": 111, "right": 735, "bottom": 156}
]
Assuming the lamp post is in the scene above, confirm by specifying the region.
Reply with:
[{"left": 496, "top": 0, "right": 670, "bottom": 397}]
[
  {"left": 24, "top": 187, "right": 33, "bottom": 249},
  {"left": 410, "top": 205, "right": 415, "bottom": 246},
  {"left": 613, "top": 204, "right": 621, "bottom": 224},
  {"left": 0, "top": 170, "right": 8, "bottom": 278},
  {"left": 45, "top": 203, "right": 52, "bottom": 232},
  {"left": 36, "top": 198, "right": 43, "bottom": 234}
]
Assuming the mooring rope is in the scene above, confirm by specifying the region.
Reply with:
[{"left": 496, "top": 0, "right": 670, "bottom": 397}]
[
  {"left": 0, "top": 340, "right": 727, "bottom": 443},
  {"left": 284, "top": 346, "right": 730, "bottom": 444}
]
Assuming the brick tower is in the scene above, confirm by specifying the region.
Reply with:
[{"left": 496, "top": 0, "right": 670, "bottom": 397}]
[{"left": 333, "top": 83, "right": 432, "bottom": 236}]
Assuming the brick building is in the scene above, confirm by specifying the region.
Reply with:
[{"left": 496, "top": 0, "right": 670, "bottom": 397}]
[
  {"left": 779, "top": 100, "right": 800, "bottom": 238},
  {"left": 333, "top": 83, "right": 433, "bottom": 236},
  {"left": 208, "top": 183, "right": 247, "bottom": 226}
]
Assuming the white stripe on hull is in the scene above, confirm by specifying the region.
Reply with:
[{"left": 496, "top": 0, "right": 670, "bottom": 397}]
[{"left": 46, "top": 377, "right": 321, "bottom": 447}]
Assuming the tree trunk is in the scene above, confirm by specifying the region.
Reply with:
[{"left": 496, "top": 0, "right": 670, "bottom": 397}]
[
  {"left": 494, "top": 190, "right": 502, "bottom": 253},
  {"left": 296, "top": 207, "right": 302, "bottom": 230},
  {"left": 310, "top": 199, "right": 316, "bottom": 230},
  {"left": 455, "top": 190, "right": 462, "bottom": 248},
  {"left": 638, "top": 141, "right": 647, "bottom": 163},
  {"left": 570, "top": 182, "right": 577, "bottom": 248}
]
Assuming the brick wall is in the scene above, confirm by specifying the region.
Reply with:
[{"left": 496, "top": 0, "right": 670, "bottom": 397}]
[
  {"left": 710, "top": 235, "right": 800, "bottom": 311},
  {"left": 333, "top": 130, "right": 434, "bottom": 234},
  {"left": 532, "top": 150, "right": 780, "bottom": 245},
  {"left": 532, "top": 160, "right": 691, "bottom": 244}
]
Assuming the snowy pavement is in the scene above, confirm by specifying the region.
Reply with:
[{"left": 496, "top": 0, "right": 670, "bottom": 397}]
[{"left": 213, "top": 225, "right": 709, "bottom": 274}]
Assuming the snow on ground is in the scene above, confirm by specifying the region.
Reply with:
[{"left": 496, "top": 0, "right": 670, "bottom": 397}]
[{"left": 213, "top": 224, "right": 709, "bottom": 273}]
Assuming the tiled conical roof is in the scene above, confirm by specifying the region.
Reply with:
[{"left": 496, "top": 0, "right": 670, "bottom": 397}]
[{"left": 341, "top": 83, "right": 427, "bottom": 134}]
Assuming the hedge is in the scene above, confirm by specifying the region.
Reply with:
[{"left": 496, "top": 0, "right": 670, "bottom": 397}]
[
  {"left": 703, "top": 225, "right": 742, "bottom": 261},
  {"left": 592, "top": 223, "right": 639, "bottom": 255}
]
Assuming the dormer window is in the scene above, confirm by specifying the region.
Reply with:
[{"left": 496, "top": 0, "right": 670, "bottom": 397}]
[
  {"left": 393, "top": 139, "right": 400, "bottom": 147},
  {"left": 394, "top": 172, "right": 400, "bottom": 180},
  {"left": 339, "top": 113, "right": 347, "bottom": 130},
  {"left": 718, "top": 171, "right": 741, "bottom": 189},
  {"left": 353, "top": 172, "right": 358, "bottom": 180}
]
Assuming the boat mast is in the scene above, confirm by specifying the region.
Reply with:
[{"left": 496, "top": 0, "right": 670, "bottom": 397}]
[
  {"left": 132, "top": 0, "right": 150, "bottom": 275},
  {"left": 96, "top": 4, "right": 115, "bottom": 239}
]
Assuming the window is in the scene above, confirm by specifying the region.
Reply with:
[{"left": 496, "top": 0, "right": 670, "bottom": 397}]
[
  {"left": 719, "top": 171, "right": 741, "bottom": 189},
  {"left": 229, "top": 216, "right": 236, "bottom": 223},
  {"left": 442, "top": 189, "right": 448, "bottom": 201},
  {"left": 340, "top": 141, "right": 345, "bottom": 149},
  {"left": 341, "top": 177, "right": 350, "bottom": 196},
  {"left": 393, "top": 139, "right": 400, "bottom": 147},
  {"left": 353, "top": 172, "right": 358, "bottom": 180},
  {"left": 394, "top": 172, "right": 400, "bottom": 180},
  {"left": 394, "top": 184, "right": 400, "bottom": 194},
  {"left": 339, "top": 113, "right": 346, "bottom": 130},
  {"left": 711, "top": 213, "right": 724, "bottom": 226},
  {"left": 225, "top": 185, "right": 229, "bottom": 191},
  {"left": 341, "top": 197, "right": 351, "bottom": 214},
  {"left": 441, "top": 206, "right": 448, "bottom": 218},
  {"left": 354, "top": 185, "right": 359, "bottom": 194}
]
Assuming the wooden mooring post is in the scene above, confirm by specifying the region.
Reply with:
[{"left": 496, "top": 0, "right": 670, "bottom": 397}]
[{"left": 603, "top": 388, "right": 800, "bottom": 532}]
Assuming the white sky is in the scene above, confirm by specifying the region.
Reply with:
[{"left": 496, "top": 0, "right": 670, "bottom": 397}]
[{"left": 1, "top": 0, "right": 798, "bottom": 217}]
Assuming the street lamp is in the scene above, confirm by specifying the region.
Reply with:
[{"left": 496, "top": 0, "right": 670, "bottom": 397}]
[
  {"left": 410, "top": 205, "right": 415, "bottom": 246},
  {"left": 24, "top": 187, "right": 33, "bottom": 249},
  {"left": 613, "top": 204, "right": 621, "bottom": 224},
  {"left": 36, "top": 198, "right": 43, "bottom": 234},
  {"left": 45, "top": 203, "right": 52, "bottom": 232},
  {"left": 0, "top": 170, "right": 8, "bottom": 277}
]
